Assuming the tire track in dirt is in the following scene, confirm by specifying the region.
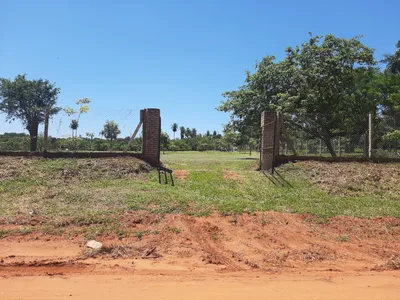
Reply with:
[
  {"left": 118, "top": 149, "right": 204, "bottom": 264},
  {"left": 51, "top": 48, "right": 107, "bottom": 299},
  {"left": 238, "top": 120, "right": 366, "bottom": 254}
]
[{"left": 181, "top": 216, "right": 243, "bottom": 271}]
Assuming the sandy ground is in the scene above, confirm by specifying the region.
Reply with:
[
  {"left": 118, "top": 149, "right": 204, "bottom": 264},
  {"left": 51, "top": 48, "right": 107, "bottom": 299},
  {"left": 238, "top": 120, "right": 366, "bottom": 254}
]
[
  {"left": 2, "top": 273, "right": 400, "bottom": 300},
  {"left": 1, "top": 212, "right": 400, "bottom": 299}
]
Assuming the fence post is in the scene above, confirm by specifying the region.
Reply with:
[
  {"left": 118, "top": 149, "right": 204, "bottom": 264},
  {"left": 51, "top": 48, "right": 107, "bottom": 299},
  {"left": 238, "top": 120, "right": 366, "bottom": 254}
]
[
  {"left": 319, "top": 139, "right": 322, "bottom": 155},
  {"left": 338, "top": 136, "right": 342, "bottom": 157},
  {"left": 43, "top": 108, "right": 49, "bottom": 152},
  {"left": 305, "top": 140, "right": 308, "bottom": 155},
  {"left": 368, "top": 113, "right": 373, "bottom": 158},
  {"left": 363, "top": 134, "right": 368, "bottom": 157}
]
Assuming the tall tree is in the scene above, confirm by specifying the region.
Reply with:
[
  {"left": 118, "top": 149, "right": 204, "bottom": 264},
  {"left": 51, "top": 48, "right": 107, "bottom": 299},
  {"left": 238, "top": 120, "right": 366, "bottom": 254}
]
[
  {"left": 171, "top": 123, "right": 178, "bottom": 139},
  {"left": 191, "top": 128, "right": 197, "bottom": 137},
  {"left": 70, "top": 120, "right": 79, "bottom": 138},
  {"left": 186, "top": 127, "right": 192, "bottom": 138},
  {"left": 179, "top": 126, "right": 186, "bottom": 139},
  {"left": 382, "top": 41, "right": 400, "bottom": 74},
  {"left": 0, "top": 74, "right": 61, "bottom": 151},
  {"left": 100, "top": 120, "right": 121, "bottom": 141},
  {"left": 218, "top": 34, "right": 376, "bottom": 156}
]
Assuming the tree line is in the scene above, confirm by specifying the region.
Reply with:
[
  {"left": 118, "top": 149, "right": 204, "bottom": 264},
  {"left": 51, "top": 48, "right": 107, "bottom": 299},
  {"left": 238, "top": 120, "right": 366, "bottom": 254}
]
[{"left": 161, "top": 125, "right": 255, "bottom": 152}]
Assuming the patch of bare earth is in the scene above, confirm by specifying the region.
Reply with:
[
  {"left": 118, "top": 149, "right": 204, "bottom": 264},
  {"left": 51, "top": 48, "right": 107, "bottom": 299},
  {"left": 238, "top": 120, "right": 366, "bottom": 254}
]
[
  {"left": 2, "top": 212, "right": 400, "bottom": 299},
  {"left": 295, "top": 161, "right": 400, "bottom": 196},
  {"left": 1, "top": 211, "right": 400, "bottom": 277},
  {"left": 223, "top": 170, "right": 240, "bottom": 180},
  {"left": 174, "top": 170, "right": 189, "bottom": 179}
]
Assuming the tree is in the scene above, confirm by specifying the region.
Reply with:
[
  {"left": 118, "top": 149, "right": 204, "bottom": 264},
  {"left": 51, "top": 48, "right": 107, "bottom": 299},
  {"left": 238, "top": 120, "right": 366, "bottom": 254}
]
[
  {"left": 171, "top": 123, "right": 178, "bottom": 139},
  {"left": 64, "top": 98, "right": 91, "bottom": 138},
  {"left": 70, "top": 120, "right": 79, "bottom": 138},
  {"left": 206, "top": 130, "right": 211, "bottom": 137},
  {"left": 160, "top": 131, "right": 170, "bottom": 153},
  {"left": 218, "top": 34, "right": 376, "bottom": 156},
  {"left": 382, "top": 41, "right": 400, "bottom": 74},
  {"left": 186, "top": 127, "right": 192, "bottom": 138},
  {"left": 180, "top": 126, "right": 186, "bottom": 139},
  {"left": 191, "top": 128, "right": 197, "bottom": 137},
  {"left": 0, "top": 74, "right": 61, "bottom": 151},
  {"left": 100, "top": 120, "right": 121, "bottom": 141},
  {"left": 86, "top": 132, "right": 95, "bottom": 140}
]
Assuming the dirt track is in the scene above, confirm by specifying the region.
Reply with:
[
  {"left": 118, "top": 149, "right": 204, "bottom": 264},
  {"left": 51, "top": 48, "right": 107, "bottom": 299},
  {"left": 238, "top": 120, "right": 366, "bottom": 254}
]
[
  {"left": 2, "top": 273, "right": 400, "bottom": 300},
  {"left": 1, "top": 212, "right": 400, "bottom": 299}
]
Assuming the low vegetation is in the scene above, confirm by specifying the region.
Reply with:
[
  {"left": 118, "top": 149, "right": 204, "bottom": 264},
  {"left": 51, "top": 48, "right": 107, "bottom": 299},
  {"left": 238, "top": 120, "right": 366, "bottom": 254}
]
[{"left": 1, "top": 153, "right": 400, "bottom": 236}]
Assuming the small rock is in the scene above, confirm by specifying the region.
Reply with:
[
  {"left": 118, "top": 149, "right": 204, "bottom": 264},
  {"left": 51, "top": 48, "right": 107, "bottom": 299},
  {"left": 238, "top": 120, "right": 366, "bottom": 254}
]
[{"left": 86, "top": 240, "right": 103, "bottom": 250}]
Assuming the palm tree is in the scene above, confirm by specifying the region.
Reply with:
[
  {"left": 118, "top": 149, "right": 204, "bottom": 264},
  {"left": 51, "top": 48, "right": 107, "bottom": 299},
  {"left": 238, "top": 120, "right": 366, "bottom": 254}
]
[
  {"left": 191, "top": 128, "right": 197, "bottom": 137},
  {"left": 179, "top": 126, "right": 186, "bottom": 139},
  {"left": 171, "top": 123, "right": 178, "bottom": 139},
  {"left": 382, "top": 41, "right": 400, "bottom": 74},
  {"left": 69, "top": 119, "right": 79, "bottom": 138}
]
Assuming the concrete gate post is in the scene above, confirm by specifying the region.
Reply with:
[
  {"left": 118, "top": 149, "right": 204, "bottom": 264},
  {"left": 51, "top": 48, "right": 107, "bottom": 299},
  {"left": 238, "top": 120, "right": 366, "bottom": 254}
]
[{"left": 142, "top": 108, "right": 161, "bottom": 167}]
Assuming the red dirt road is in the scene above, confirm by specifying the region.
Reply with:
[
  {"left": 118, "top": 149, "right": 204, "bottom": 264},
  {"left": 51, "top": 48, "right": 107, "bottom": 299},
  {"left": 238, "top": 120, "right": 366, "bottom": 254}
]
[
  {"left": 1, "top": 212, "right": 400, "bottom": 299},
  {"left": 2, "top": 273, "right": 400, "bottom": 300}
]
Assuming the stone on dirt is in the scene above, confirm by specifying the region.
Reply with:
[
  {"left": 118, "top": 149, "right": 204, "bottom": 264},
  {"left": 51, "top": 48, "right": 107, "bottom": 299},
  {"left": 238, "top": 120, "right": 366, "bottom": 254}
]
[{"left": 86, "top": 240, "right": 103, "bottom": 250}]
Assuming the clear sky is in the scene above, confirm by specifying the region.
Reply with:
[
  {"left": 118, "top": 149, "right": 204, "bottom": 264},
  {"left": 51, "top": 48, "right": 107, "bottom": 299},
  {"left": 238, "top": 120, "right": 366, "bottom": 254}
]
[{"left": 1, "top": 0, "right": 399, "bottom": 138}]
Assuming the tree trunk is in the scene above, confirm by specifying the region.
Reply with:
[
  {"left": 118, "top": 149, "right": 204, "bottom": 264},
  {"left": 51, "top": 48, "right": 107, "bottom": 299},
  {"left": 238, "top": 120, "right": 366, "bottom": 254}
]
[
  {"left": 323, "top": 137, "right": 336, "bottom": 157},
  {"left": 27, "top": 122, "right": 39, "bottom": 152}
]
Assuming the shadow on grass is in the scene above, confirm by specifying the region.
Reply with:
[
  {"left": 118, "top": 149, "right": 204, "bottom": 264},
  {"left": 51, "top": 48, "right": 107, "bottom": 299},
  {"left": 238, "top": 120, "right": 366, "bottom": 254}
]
[{"left": 236, "top": 158, "right": 258, "bottom": 160}]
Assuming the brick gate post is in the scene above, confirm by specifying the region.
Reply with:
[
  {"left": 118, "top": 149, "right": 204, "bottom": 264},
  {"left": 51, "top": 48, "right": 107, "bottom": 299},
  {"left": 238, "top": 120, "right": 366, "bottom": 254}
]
[
  {"left": 260, "top": 111, "right": 279, "bottom": 171},
  {"left": 142, "top": 108, "right": 161, "bottom": 166}
]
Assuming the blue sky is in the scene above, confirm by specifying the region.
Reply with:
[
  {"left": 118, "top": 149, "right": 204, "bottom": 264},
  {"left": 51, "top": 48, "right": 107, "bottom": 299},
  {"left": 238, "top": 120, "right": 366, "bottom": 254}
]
[{"left": 1, "top": 0, "right": 399, "bottom": 138}]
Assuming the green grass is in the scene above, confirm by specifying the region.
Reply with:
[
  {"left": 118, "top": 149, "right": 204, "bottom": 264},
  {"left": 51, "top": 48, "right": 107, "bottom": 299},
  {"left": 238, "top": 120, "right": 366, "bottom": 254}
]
[{"left": 0, "top": 152, "right": 399, "bottom": 228}]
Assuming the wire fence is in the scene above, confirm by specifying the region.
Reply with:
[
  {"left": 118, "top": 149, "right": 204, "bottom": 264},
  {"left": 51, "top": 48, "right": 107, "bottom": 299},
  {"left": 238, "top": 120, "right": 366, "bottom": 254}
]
[
  {"left": 279, "top": 115, "right": 400, "bottom": 158},
  {"left": 0, "top": 108, "right": 143, "bottom": 152}
]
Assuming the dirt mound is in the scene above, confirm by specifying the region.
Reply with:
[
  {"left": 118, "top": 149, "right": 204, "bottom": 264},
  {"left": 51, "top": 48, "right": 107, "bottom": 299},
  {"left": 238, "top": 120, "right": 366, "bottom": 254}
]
[
  {"left": 1, "top": 211, "right": 400, "bottom": 276},
  {"left": 0, "top": 156, "right": 152, "bottom": 182},
  {"left": 294, "top": 161, "right": 400, "bottom": 197}
]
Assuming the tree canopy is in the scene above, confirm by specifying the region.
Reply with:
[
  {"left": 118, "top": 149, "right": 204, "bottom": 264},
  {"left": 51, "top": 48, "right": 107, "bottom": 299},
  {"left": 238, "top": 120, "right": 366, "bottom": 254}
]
[
  {"left": 0, "top": 74, "right": 60, "bottom": 151},
  {"left": 100, "top": 120, "right": 121, "bottom": 141},
  {"left": 218, "top": 34, "right": 400, "bottom": 156},
  {"left": 382, "top": 41, "right": 400, "bottom": 74}
]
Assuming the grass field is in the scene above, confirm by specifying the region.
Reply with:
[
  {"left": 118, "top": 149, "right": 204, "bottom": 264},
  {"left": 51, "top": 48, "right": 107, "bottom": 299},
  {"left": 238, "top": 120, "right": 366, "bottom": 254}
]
[{"left": 1, "top": 152, "right": 400, "bottom": 231}]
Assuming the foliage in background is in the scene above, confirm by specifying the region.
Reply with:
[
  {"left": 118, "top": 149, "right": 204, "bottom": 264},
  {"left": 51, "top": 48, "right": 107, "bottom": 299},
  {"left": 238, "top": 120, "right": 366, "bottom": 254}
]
[
  {"left": 171, "top": 123, "right": 178, "bottom": 139},
  {"left": 64, "top": 98, "right": 91, "bottom": 139},
  {"left": 0, "top": 74, "right": 61, "bottom": 151},
  {"left": 382, "top": 41, "right": 400, "bottom": 74},
  {"left": 100, "top": 120, "right": 121, "bottom": 141}
]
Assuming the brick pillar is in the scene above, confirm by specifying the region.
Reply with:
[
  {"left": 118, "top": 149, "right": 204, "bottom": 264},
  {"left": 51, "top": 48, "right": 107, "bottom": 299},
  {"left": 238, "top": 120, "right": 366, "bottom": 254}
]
[
  {"left": 142, "top": 108, "right": 161, "bottom": 166},
  {"left": 260, "top": 111, "right": 278, "bottom": 171}
]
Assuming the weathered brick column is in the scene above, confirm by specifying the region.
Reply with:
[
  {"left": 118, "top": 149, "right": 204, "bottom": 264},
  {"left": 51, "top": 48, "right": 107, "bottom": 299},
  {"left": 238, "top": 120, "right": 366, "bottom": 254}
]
[
  {"left": 260, "top": 111, "right": 278, "bottom": 171},
  {"left": 142, "top": 108, "right": 161, "bottom": 166}
]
